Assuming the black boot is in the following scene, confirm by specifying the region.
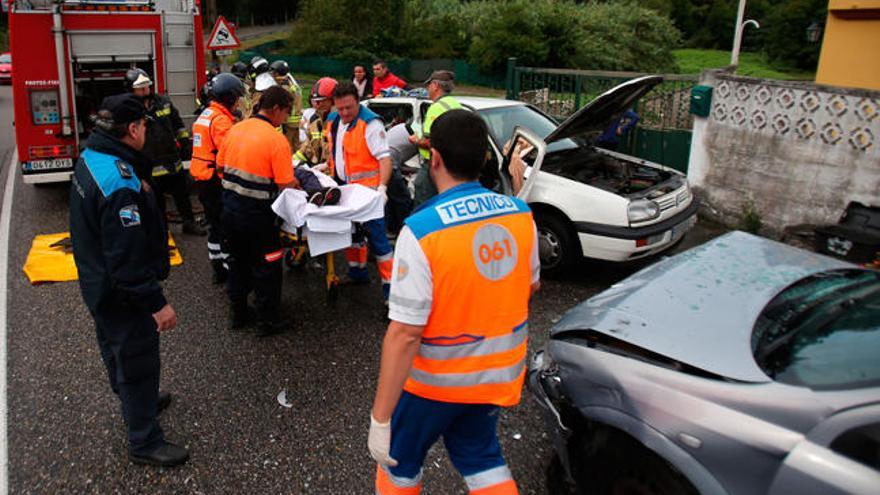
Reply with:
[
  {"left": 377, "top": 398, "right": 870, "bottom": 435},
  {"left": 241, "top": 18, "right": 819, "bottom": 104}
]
[
  {"left": 230, "top": 305, "right": 257, "bottom": 331},
  {"left": 211, "top": 261, "right": 228, "bottom": 285},
  {"left": 158, "top": 391, "right": 172, "bottom": 413},
  {"left": 129, "top": 441, "right": 190, "bottom": 467}
]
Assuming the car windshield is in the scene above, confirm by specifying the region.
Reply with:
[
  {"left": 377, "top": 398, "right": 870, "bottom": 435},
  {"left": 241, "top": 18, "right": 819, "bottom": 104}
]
[
  {"left": 0, "top": 55, "right": 10, "bottom": 64},
  {"left": 477, "top": 105, "right": 579, "bottom": 153},
  {"left": 753, "top": 270, "right": 880, "bottom": 390}
]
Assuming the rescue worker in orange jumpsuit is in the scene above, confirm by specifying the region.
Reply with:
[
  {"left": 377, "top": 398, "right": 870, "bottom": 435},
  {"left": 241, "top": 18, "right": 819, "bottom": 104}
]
[
  {"left": 369, "top": 110, "right": 541, "bottom": 495},
  {"left": 190, "top": 73, "right": 244, "bottom": 285},
  {"left": 326, "top": 82, "right": 394, "bottom": 302},
  {"left": 218, "top": 86, "right": 299, "bottom": 336}
]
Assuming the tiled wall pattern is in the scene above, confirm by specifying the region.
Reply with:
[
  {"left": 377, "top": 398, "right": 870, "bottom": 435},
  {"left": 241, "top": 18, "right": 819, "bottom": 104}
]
[{"left": 710, "top": 78, "right": 878, "bottom": 155}]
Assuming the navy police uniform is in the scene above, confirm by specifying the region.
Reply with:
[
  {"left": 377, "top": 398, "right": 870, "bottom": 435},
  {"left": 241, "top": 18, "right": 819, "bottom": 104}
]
[{"left": 69, "top": 125, "right": 170, "bottom": 455}]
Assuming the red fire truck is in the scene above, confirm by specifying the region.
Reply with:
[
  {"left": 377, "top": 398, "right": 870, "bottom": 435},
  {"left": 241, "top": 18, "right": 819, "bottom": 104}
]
[{"left": 8, "top": 0, "right": 207, "bottom": 184}]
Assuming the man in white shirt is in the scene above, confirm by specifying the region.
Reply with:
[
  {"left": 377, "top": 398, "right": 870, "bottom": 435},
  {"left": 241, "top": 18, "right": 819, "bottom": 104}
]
[{"left": 326, "top": 82, "right": 395, "bottom": 303}]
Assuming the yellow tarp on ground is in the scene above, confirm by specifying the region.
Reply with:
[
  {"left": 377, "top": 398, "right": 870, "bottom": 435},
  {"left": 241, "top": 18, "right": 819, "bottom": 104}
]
[{"left": 23, "top": 232, "right": 183, "bottom": 285}]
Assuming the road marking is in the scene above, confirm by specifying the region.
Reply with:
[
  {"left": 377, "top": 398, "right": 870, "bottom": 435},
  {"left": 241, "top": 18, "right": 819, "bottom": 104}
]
[{"left": 0, "top": 150, "right": 17, "bottom": 495}]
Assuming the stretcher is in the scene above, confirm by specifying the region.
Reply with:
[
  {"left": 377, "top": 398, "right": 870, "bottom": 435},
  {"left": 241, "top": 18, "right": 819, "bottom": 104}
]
[
  {"left": 272, "top": 180, "right": 385, "bottom": 304},
  {"left": 280, "top": 228, "right": 340, "bottom": 303}
]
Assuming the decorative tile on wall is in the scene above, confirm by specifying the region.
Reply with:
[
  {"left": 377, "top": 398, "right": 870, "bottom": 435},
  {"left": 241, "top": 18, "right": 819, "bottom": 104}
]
[{"left": 711, "top": 78, "right": 880, "bottom": 153}]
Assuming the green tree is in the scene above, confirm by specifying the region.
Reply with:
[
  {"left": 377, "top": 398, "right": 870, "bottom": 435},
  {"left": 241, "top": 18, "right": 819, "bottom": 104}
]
[{"left": 763, "top": 0, "right": 826, "bottom": 70}]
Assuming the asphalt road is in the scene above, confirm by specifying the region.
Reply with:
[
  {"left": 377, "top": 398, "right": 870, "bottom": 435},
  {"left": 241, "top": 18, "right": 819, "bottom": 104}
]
[{"left": 0, "top": 85, "right": 724, "bottom": 494}]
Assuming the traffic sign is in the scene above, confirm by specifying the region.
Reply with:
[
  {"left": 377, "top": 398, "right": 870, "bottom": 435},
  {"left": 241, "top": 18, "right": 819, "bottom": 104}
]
[{"left": 207, "top": 16, "right": 241, "bottom": 50}]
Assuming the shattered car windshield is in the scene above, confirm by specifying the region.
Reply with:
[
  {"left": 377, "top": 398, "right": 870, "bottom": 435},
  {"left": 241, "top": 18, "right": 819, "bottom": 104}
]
[
  {"left": 753, "top": 270, "right": 880, "bottom": 390},
  {"left": 478, "top": 106, "right": 579, "bottom": 153}
]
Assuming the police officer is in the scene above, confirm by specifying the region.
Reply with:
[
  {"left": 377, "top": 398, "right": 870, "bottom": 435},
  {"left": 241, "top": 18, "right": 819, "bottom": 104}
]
[
  {"left": 70, "top": 94, "right": 189, "bottom": 467},
  {"left": 270, "top": 60, "right": 303, "bottom": 151},
  {"left": 218, "top": 85, "right": 299, "bottom": 335},
  {"left": 125, "top": 68, "right": 206, "bottom": 236},
  {"left": 369, "top": 110, "right": 540, "bottom": 494},
  {"left": 191, "top": 73, "right": 245, "bottom": 285}
]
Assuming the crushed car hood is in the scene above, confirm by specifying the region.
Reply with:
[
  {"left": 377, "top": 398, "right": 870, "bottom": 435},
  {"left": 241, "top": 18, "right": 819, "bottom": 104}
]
[
  {"left": 551, "top": 231, "right": 854, "bottom": 383},
  {"left": 544, "top": 75, "right": 663, "bottom": 144}
]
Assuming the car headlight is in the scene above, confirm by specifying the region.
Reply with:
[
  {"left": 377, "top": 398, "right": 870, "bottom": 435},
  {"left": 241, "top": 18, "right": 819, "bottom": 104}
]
[{"left": 628, "top": 199, "right": 661, "bottom": 224}]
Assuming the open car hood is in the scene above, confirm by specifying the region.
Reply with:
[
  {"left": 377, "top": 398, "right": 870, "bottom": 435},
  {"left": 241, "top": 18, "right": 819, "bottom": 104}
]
[{"left": 544, "top": 75, "right": 663, "bottom": 144}]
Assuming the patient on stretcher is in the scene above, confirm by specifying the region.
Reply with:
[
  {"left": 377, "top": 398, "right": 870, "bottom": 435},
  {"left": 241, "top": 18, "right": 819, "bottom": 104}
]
[{"left": 294, "top": 165, "right": 341, "bottom": 207}]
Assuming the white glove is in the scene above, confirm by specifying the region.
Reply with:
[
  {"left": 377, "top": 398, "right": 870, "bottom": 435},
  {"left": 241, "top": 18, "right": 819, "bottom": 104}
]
[
  {"left": 368, "top": 414, "right": 398, "bottom": 467},
  {"left": 377, "top": 184, "right": 388, "bottom": 204},
  {"left": 313, "top": 162, "right": 329, "bottom": 173}
]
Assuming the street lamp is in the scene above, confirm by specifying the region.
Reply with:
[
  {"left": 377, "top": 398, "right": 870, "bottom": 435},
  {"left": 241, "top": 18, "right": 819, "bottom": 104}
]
[
  {"left": 730, "top": 0, "right": 761, "bottom": 67},
  {"left": 806, "top": 22, "right": 823, "bottom": 43}
]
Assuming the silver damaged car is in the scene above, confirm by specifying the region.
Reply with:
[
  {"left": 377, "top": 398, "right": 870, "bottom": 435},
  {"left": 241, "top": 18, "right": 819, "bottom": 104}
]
[{"left": 529, "top": 231, "right": 880, "bottom": 495}]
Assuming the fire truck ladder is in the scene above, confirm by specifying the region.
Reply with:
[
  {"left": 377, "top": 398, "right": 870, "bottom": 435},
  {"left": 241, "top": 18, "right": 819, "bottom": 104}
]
[{"left": 162, "top": 10, "right": 198, "bottom": 127}]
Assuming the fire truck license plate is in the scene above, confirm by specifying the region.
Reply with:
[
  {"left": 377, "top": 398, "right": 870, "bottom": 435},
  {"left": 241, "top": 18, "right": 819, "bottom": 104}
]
[{"left": 26, "top": 158, "right": 74, "bottom": 171}]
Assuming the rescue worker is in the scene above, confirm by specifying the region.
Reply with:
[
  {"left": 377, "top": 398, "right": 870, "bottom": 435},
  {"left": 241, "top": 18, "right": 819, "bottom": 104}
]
[
  {"left": 126, "top": 68, "right": 206, "bottom": 236},
  {"left": 231, "top": 61, "right": 249, "bottom": 81},
  {"left": 243, "top": 56, "right": 271, "bottom": 118},
  {"left": 190, "top": 73, "right": 245, "bottom": 285},
  {"left": 218, "top": 86, "right": 299, "bottom": 336},
  {"left": 70, "top": 94, "right": 189, "bottom": 467},
  {"left": 412, "top": 70, "right": 463, "bottom": 208},
  {"left": 326, "top": 82, "right": 394, "bottom": 302},
  {"left": 270, "top": 60, "right": 303, "bottom": 151},
  {"left": 295, "top": 77, "right": 338, "bottom": 167},
  {"left": 369, "top": 110, "right": 540, "bottom": 494}
]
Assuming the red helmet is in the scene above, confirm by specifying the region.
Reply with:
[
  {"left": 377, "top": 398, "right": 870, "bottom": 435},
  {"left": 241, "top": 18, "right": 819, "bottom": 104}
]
[{"left": 310, "top": 77, "right": 338, "bottom": 101}]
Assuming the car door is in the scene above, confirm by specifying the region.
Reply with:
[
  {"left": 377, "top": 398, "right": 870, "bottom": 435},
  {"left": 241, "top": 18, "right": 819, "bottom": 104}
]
[
  {"left": 767, "top": 403, "right": 880, "bottom": 495},
  {"left": 500, "top": 125, "right": 547, "bottom": 201}
]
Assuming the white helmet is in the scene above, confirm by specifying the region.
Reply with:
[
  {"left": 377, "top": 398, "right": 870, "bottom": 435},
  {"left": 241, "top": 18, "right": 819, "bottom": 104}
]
[{"left": 255, "top": 72, "right": 278, "bottom": 92}]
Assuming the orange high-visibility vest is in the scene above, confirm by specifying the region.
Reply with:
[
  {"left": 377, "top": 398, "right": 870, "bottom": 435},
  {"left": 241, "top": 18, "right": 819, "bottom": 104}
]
[
  {"left": 190, "top": 102, "right": 235, "bottom": 181},
  {"left": 403, "top": 183, "right": 536, "bottom": 407},
  {"left": 326, "top": 106, "right": 382, "bottom": 188},
  {"left": 216, "top": 115, "right": 294, "bottom": 202}
]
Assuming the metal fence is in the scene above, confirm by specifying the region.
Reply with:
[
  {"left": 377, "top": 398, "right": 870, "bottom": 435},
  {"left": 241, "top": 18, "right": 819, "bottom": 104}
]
[
  {"left": 508, "top": 64, "right": 697, "bottom": 128},
  {"left": 506, "top": 61, "right": 698, "bottom": 172}
]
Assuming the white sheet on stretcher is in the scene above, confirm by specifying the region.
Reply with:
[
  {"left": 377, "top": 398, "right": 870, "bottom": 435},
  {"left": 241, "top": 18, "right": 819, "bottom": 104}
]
[{"left": 271, "top": 181, "right": 385, "bottom": 256}]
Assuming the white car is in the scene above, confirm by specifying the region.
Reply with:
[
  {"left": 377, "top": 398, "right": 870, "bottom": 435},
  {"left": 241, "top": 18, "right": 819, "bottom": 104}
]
[{"left": 365, "top": 76, "right": 697, "bottom": 274}]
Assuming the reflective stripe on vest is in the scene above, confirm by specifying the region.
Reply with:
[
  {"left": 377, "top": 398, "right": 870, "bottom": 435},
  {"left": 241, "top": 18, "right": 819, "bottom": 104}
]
[
  {"left": 191, "top": 103, "right": 233, "bottom": 181},
  {"left": 417, "top": 322, "right": 528, "bottom": 361},
  {"left": 402, "top": 183, "right": 534, "bottom": 406},
  {"left": 221, "top": 166, "right": 276, "bottom": 201}
]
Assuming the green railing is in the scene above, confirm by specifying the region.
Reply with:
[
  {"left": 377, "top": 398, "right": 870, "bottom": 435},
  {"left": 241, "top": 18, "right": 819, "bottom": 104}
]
[
  {"left": 506, "top": 59, "right": 697, "bottom": 172},
  {"left": 242, "top": 42, "right": 506, "bottom": 88}
]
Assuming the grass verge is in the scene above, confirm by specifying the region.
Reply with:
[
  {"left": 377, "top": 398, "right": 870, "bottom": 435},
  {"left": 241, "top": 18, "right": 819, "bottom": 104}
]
[{"left": 673, "top": 49, "right": 814, "bottom": 80}]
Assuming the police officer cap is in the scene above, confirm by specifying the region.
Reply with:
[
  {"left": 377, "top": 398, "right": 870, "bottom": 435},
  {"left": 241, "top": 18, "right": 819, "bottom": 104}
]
[
  {"left": 99, "top": 94, "right": 147, "bottom": 125},
  {"left": 424, "top": 70, "right": 455, "bottom": 85}
]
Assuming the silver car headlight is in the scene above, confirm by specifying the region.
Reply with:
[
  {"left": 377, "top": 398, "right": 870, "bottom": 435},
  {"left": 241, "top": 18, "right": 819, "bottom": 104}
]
[{"left": 628, "top": 199, "right": 661, "bottom": 224}]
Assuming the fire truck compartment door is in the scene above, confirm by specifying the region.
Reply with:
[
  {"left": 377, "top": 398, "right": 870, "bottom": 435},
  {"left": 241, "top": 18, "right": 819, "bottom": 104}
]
[{"left": 69, "top": 32, "right": 154, "bottom": 63}]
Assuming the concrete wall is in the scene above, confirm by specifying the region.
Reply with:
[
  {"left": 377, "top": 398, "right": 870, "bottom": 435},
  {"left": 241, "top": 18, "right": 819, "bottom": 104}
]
[
  {"left": 816, "top": 0, "right": 880, "bottom": 91},
  {"left": 688, "top": 70, "right": 880, "bottom": 236}
]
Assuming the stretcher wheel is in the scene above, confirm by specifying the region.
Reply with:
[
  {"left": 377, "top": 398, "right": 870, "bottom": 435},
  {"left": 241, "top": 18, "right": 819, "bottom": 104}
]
[
  {"left": 284, "top": 247, "right": 308, "bottom": 271},
  {"left": 326, "top": 282, "right": 339, "bottom": 304}
]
